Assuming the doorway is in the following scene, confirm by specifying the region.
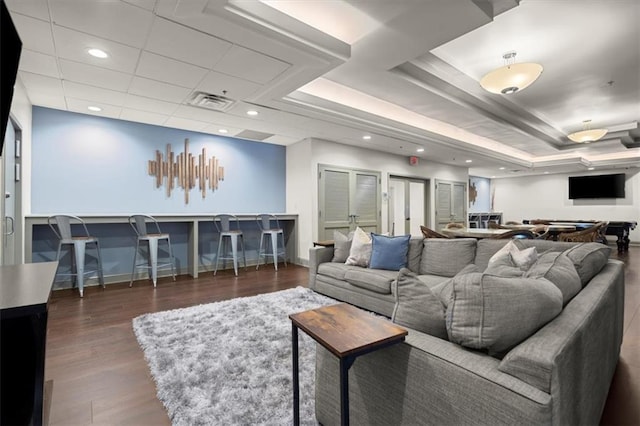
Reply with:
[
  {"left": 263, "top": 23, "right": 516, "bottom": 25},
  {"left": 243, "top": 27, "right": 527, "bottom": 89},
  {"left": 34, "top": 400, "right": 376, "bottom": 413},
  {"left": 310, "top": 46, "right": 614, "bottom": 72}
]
[
  {"left": 1, "top": 117, "right": 21, "bottom": 265},
  {"left": 388, "top": 176, "right": 428, "bottom": 237}
]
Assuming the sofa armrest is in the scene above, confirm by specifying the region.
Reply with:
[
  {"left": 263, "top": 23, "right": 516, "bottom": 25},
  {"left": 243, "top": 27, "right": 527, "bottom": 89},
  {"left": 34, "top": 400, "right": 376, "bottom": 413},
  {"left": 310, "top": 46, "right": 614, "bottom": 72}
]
[
  {"left": 316, "top": 329, "right": 551, "bottom": 426},
  {"left": 308, "top": 246, "right": 334, "bottom": 290},
  {"left": 498, "top": 260, "right": 624, "bottom": 424}
]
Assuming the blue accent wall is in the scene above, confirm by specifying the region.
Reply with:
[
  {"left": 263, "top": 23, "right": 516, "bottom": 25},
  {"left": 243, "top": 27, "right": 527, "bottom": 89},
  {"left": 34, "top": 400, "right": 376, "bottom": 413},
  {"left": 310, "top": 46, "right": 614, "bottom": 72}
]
[{"left": 31, "top": 107, "right": 286, "bottom": 214}]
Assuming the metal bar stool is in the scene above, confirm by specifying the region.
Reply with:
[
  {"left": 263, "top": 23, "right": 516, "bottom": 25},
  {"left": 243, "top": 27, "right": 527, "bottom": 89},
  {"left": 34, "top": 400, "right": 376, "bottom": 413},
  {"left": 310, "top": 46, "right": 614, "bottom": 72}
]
[
  {"left": 48, "top": 215, "right": 105, "bottom": 298},
  {"left": 256, "top": 214, "right": 287, "bottom": 271},
  {"left": 129, "top": 215, "right": 176, "bottom": 287},
  {"left": 213, "top": 214, "right": 246, "bottom": 276}
]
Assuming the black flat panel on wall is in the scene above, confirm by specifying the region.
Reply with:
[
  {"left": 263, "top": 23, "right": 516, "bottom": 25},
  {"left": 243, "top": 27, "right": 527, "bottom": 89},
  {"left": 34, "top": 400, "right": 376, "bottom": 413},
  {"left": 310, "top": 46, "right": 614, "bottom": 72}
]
[
  {"left": 1, "top": 0, "right": 22, "bottom": 154},
  {"left": 568, "top": 173, "right": 626, "bottom": 199}
]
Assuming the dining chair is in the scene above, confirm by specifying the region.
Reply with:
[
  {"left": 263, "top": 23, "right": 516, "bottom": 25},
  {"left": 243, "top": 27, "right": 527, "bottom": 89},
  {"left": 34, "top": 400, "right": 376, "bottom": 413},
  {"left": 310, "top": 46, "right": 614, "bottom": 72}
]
[
  {"left": 558, "top": 221, "right": 609, "bottom": 243},
  {"left": 129, "top": 214, "right": 176, "bottom": 287},
  {"left": 48, "top": 214, "right": 105, "bottom": 297},
  {"left": 420, "top": 225, "right": 451, "bottom": 239}
]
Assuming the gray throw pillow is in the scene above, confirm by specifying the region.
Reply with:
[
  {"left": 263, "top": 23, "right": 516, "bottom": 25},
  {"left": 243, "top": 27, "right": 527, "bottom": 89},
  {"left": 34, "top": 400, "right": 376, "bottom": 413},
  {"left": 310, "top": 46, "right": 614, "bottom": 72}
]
[
  {"left": 392, "top": 268, "right": 448, "bottom": 339},
  {"left": 446, "top": 272, "right": 563, "bottom": 355},
  {"left": 431, "top": 264, "right": 479, "bottom": 308},
  {"left": 563, "top": 243, "right": 611, "bottom": 286},
  {"left": 525, "top": 251, "right": 581, "bottom": 305},
  {"left": 483, "top": 253, "right": 524, "bottom": 278},
  {"left": 332, "top": 230, "right": 353, "bottom": 263}
]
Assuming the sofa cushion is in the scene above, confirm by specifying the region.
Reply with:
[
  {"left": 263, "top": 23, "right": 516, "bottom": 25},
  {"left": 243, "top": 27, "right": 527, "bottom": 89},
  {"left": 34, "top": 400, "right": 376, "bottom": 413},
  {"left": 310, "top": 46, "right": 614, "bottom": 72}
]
[
  {"left": 332, "top": 230, "right": 353, "bottom": 263},
  {"left": 446, "top": 272, "right": 563, "bottom": 355},
  {"left": 525, "top": 251, "right": 581, "bottom": 305},
  {"left": 417, "top": 274, "right": 451, "bottom": 289},
  {"left": 484, "top": 253, "right": 524, "bottom": 278},
  {"left": 317, "top": 262, "right": 356, "bottom": 281},
  {"left": 563, "top": 243, "right": 611, "bottom": 286},
  {"left": 369, "top": 233, "right": 411, "bottom": 271},
  {"left": 392, "top": 268, "right": 447, "bottom": 339},
  {"left": 345, "top": 227, "right": 372, "bottom": 267},
  {"left": 420, "top": 238, "right": 477, "bottom": 277},
  {"left": 344, "top": 268, "right": 398, "bottom": 294}
]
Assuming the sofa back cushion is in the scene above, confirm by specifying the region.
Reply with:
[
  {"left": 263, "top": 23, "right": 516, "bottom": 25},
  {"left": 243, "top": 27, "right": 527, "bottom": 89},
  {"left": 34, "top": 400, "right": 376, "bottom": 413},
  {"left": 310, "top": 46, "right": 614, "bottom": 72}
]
[
  {"left": 446, "top": 272, "right": 563, "bottom": 356},
  {"left": 420, "top": 238, "right": 477, "bottom": 277},
  {"left": 562, "top": 243, "right": 611, "bottom": 286},
  {"left": 406, "top": 237, "right": 424, "bottom": 273}
]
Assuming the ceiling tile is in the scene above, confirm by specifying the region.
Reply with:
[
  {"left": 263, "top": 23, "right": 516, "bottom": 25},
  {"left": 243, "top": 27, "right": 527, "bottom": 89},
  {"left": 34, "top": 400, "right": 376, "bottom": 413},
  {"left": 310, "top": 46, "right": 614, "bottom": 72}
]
[
  {"left": 18, "top": 50, "right": 59, "bottom": 78},
  {"left": 263, "top": 135, "right": 302, "bottom": 145},
  {"left": 119, "top": 108, "right": 169, "bottom": 126},
  {"left": 196, "top": 70, "right": 262, "bottom": 101},
  {"left": 163, "top": 116, "right": 210, "bottom": 133},
  {"left": 128, "top": 77, "right": 192, "bottom": 104},
  {"left": 123, "top": 94, "right": 179, "bottom": 115},
  {"left": 10, "top": 13, "right": 55, "bottom": 55},
  {"left": 235, "top": 129, "right": 274, "bottom": 141},
  {"left": 214, "top": 45, "right": 290, "bottom": 84},
  {"left": 145, "top": 17, "right": 232, "bottom": 69},
  {"left": 122, "top": 0, "right": 157, "bottom": 12},
  {"left": 62, "top": 81, "right": 127, "bottom": 106},
  {"left": 18, "top": 72, "right": 66, "bottom": 108},
  {"left": 135, "top": 51, "right": 208, "bottom": 88},
  {"left": 59, "top": 59, "right": 132, "bottom": 91},
  {"left": 52, "top": 25, "right": 141, "bottom": 73},
  {"left": 49, "top": 0, "right": 154, "bottom": 48},
  {"left": 5, "top": 0, "right": 50, "bottom": 21},
  {"left": 65, "top": 97, "right": 122, "bottom": 119}
]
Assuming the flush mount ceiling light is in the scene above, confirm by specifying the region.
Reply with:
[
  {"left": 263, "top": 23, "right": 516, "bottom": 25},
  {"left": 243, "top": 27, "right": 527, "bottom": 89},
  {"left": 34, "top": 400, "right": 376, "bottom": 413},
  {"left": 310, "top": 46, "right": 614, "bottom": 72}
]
[
  {"left": 567, "top": 120, "right": 608, "bottom": 143},
  {"left": 218, "top": 129, "right": 228, "bottom": 133},
  {"left": 87, "top": 48, "right": 108, "bottom": 58},
  {"left": 362, "top": 135, "right": 371, "bottom": 140},
  {"left": 416, "top": 147, "right": 424, "bottom": 152},
  {"left": 480, "top": 51, "right": 543, "bottom": 95},
  {"left": 87, "top": 106, "right": 102, "bottom": 112}
]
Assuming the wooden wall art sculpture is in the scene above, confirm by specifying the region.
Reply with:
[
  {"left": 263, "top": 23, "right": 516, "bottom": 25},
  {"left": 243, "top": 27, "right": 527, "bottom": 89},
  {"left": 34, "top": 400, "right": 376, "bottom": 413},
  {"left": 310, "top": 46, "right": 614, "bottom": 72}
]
[{"left": 148, "top": 138, "right": 225, "bottom": 204}]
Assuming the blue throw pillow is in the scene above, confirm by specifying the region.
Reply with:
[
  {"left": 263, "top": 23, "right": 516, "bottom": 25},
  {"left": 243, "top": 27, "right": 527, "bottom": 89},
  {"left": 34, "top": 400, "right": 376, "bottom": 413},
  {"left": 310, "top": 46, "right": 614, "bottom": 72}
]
[{"left": 369, "top": 233, "right": 411, "bottom": 271}]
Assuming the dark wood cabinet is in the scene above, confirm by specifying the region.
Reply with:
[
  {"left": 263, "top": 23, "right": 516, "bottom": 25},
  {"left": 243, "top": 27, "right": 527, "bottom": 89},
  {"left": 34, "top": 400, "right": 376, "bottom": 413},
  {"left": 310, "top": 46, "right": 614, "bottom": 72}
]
[{"left": 1, "top": 262, "right": 57, "bottom": 426}]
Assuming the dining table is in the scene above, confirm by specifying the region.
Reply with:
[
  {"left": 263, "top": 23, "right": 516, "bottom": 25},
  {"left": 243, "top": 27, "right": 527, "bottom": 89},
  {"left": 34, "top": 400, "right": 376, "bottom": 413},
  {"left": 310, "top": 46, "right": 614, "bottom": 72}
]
[{"left": 440, "top": 228, "right": 510, "bottom": 239}]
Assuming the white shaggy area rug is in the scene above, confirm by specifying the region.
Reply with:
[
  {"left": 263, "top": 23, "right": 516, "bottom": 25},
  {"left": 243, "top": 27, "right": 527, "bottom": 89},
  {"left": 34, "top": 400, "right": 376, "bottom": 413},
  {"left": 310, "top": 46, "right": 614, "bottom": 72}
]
[{"left": 133, "top": 286, "right": 338, "bottom": 426}]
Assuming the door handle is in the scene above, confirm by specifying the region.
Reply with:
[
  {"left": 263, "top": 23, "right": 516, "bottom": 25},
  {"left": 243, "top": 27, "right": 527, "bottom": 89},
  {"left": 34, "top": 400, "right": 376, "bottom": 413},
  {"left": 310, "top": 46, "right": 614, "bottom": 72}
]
[{"left": 4, "top": 216, "right": 14, "bottom": 236}]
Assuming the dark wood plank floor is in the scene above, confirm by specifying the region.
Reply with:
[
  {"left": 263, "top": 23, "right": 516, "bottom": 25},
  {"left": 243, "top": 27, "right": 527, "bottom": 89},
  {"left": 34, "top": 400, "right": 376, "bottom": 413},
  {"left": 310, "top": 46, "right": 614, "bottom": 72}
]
[{"left": 45, "top": 249, "right": 639, "bottom": 425}]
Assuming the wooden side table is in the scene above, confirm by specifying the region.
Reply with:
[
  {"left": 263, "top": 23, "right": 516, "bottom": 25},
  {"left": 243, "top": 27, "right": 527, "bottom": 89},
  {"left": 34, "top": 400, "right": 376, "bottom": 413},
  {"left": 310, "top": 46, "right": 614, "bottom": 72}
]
[{"left": 289, "top": 303, "right": 407, "bottom": 426}]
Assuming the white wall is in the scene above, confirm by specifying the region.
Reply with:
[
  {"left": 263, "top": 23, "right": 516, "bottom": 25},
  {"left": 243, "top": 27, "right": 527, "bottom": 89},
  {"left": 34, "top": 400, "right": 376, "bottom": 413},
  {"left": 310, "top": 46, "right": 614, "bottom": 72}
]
[
  {"left": 287, "top": 138, "right": 469, "bottom": 263},
  {"left": 493, "top": 169, "right": 640, "bottom": 242}
]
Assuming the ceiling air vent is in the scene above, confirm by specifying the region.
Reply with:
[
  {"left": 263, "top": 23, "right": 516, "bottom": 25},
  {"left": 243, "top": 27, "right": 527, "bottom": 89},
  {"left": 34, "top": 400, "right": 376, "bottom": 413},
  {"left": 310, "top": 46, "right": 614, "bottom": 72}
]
[{"left": 187, "top": 91, "right": 235, "bottom": 112}]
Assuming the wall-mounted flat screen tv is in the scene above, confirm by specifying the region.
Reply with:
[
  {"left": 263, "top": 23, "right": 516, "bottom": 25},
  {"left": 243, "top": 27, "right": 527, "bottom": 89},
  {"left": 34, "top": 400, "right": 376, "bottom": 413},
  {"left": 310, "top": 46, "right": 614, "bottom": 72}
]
[{"left": 568, "top": 173, "right": 626, "bottom": 199}]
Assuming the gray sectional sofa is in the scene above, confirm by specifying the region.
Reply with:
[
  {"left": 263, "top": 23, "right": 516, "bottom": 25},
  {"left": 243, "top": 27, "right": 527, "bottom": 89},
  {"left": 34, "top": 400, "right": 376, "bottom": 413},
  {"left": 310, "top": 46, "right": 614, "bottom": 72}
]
[{"left": 308, "top": 237, "right": 625, "bottom": 425}]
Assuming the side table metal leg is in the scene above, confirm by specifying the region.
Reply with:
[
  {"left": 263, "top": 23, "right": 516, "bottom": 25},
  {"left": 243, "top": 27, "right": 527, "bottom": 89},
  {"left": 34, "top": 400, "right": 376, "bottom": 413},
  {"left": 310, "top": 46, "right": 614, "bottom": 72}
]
[
  {"left": 292, "top": 324, "right": 300, "bottom": 426},
  {"left": 340, "top": 357, "right": 351, "bottom": 426}
]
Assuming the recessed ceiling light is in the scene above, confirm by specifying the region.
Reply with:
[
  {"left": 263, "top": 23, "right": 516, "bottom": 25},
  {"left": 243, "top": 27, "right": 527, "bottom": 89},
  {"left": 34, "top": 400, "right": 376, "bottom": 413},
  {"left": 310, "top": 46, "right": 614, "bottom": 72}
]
[
  {"left": 544, "top": 171, "right": 549, "bottom": 174},
  {"left": 499, "top": 167, "right": 505, "bottom": 170},
  {"left": 362, "top": 135, "right": 371, "bottom": 140},
  {"left": 247, "top": 110, "right": 259, "bottom": 116},
  {"left": 416, "top": 147, "right": 424, "bottom": 152},
  {"left": 87, "top": 48, "right": 108, "bottom": 59},
  {"left": 87, "top": 106, "right": 102, "bottom": 112},
  {"left": 465, "top": 159, "right": 472, "bottom": 163},
  {"left": 588, "top": 167, "right": 595, "bottom": 170},
  {"left": 491, "top": 176, "right": 496, "bottom": 178},
  {"left": 218, "top": 129, "right": 228, "bottom": 134}
]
